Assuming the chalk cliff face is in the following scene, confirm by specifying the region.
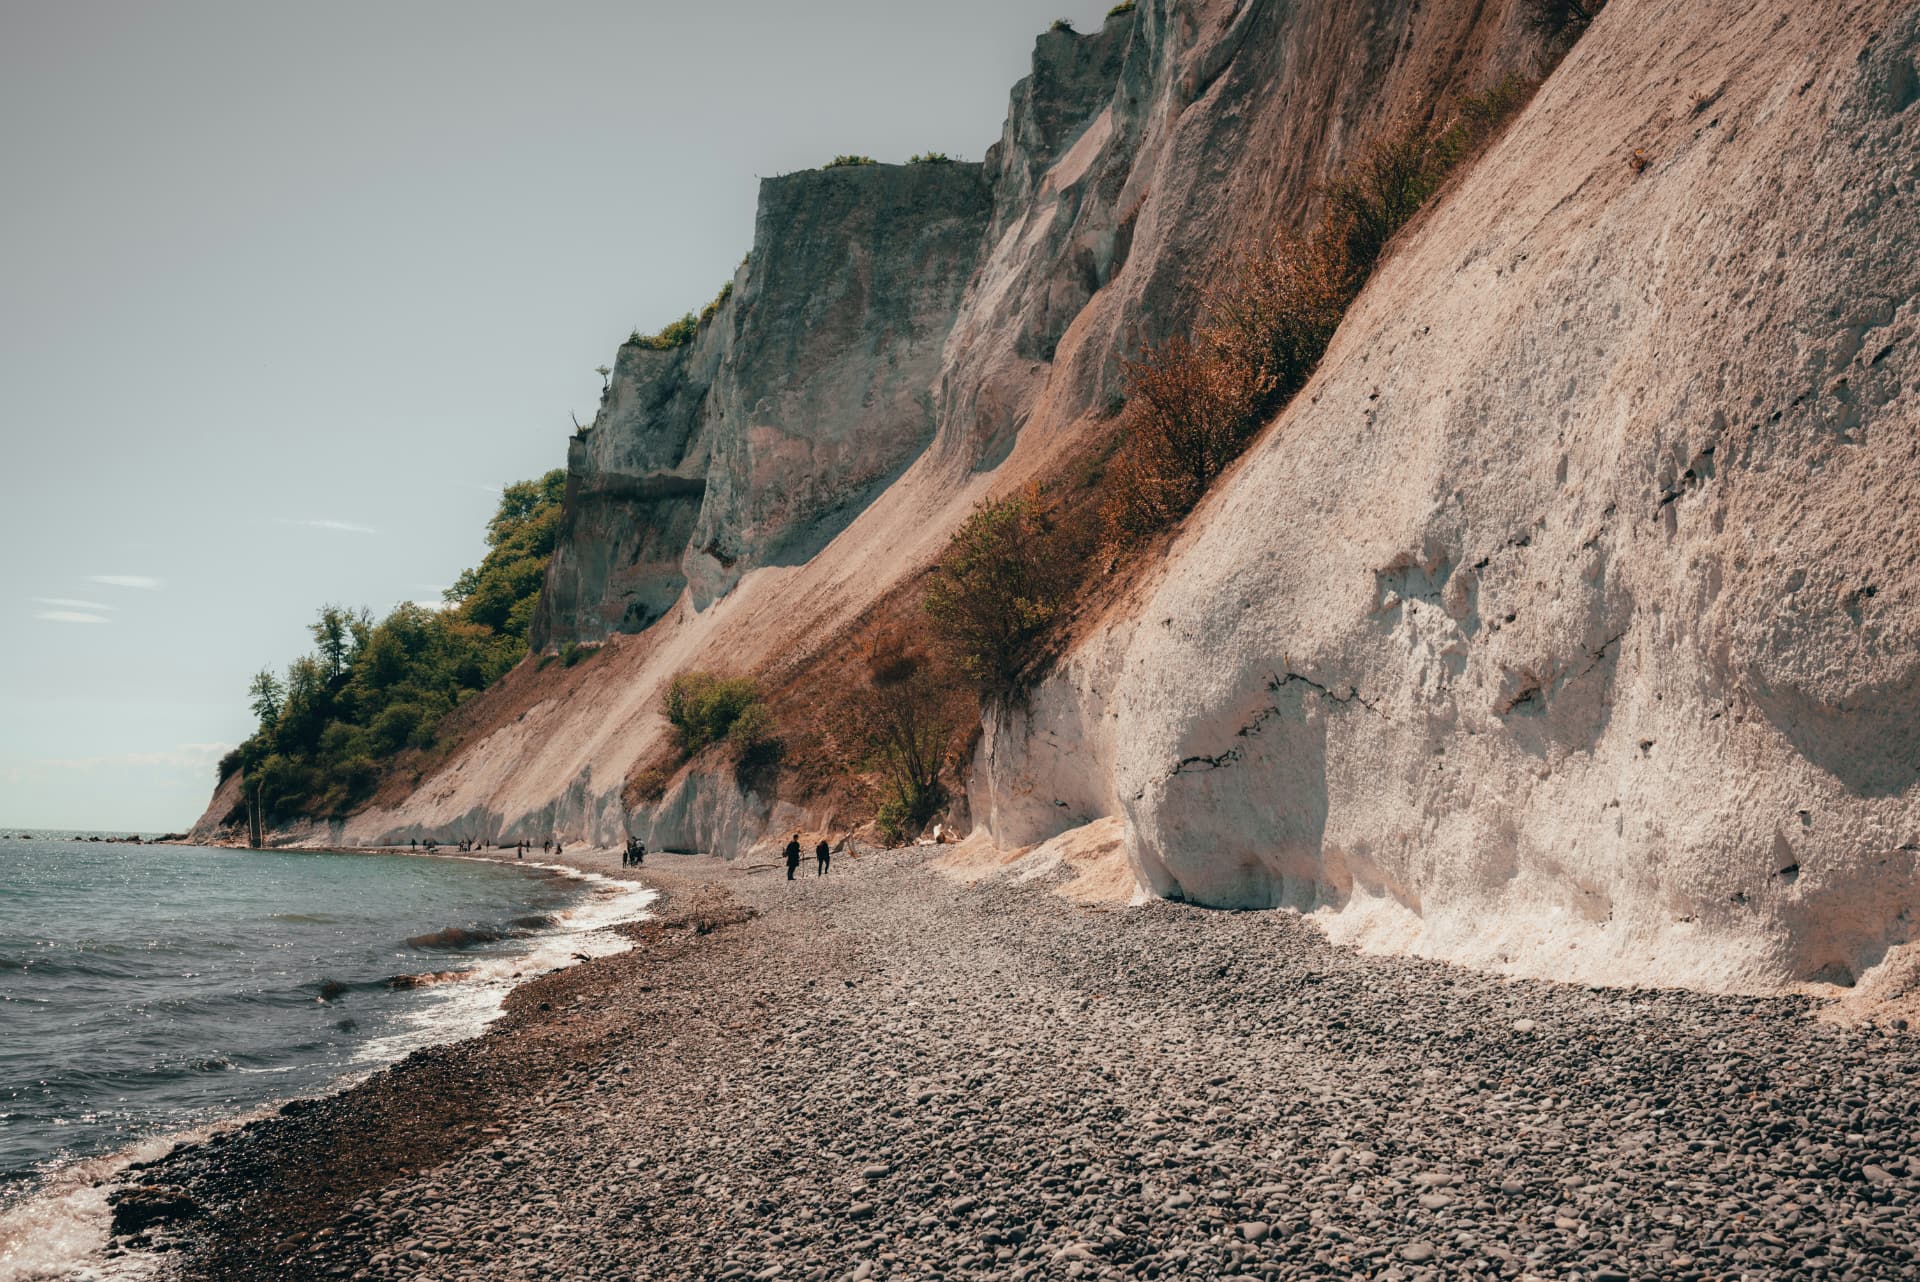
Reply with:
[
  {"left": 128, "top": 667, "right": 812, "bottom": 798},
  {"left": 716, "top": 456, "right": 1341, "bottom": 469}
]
[
  {"left": 536, "top": 161, "right": 992, "bottom": 645},
  {"left": 236, "top": 0, "right": 1920, "bottom": 996},
  {"left": 976, "top": 0, "right": 1920, "bottom": 992}
]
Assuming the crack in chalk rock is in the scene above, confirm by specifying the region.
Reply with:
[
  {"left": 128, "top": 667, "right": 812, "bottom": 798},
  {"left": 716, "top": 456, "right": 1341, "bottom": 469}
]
[{"left": 1167, "top": 671, "right": 1379, "bottom": 778}]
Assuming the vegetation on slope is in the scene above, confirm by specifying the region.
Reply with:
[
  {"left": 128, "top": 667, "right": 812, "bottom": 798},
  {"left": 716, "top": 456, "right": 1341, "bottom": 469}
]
[
  {"left": 617, "top": 77, "right": 1545, "bottom": 847},
  {"left": 1101, "top": 78, "right": 1536, "bottom": 546},
  {"left": 224, "top": 471, "right": 566, "bottom": 822}
]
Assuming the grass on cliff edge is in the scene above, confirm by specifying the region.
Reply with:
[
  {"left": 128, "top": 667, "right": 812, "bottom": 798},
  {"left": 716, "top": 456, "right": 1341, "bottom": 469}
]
[{"left": 629, "top": 277, "right": 737, "bottom": 351}]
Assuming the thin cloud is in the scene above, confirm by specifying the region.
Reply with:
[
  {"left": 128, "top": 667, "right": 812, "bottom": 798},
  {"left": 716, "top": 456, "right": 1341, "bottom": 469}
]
[
  {"left": 39, "top": 743, "right": 231, "bottom": 771},
  {"left": 276, "top": 518, "right": 378, "bottom": 535},
  {"left": 33, "top": 596, "right": 114, "bottom": 611},
  {"left": 409, "top": 599, "right": 448, "bottom": 612},
  {"left": 87, "top": 575, "right": 164, "bottom": 590},
  {"left": 34, "top": 610, "right": 112, "bottom": 624}
]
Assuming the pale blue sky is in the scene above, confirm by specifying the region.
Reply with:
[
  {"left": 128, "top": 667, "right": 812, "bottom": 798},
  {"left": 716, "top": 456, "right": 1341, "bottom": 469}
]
[{"left": 0, "top": 1, "right": 1118, "bottom": 830}]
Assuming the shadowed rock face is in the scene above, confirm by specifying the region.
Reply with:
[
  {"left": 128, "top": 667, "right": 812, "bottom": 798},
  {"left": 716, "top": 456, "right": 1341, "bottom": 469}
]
[
  {"left": 534, "top": 160, "right": 992, "bottom": 642},
  {"left": 684, "top": 161, "right": 993, "bottom": 607},
  {"left": 532, "top": 327, "right": 729, "bottom": 649}
]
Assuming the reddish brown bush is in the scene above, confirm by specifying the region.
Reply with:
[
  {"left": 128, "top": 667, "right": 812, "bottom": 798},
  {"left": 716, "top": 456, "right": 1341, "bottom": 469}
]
[{"left": 1101, "top": 336, "right": 1264, "bottom": 544}]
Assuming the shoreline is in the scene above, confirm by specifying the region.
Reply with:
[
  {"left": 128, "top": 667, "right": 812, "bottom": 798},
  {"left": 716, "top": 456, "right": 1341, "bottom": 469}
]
[
  {"left": 0, "top": 843, "right": 665, "bottom": 1282},
  {"left": 80, "top": 850, "right": 1920, "bottom": 1281}
]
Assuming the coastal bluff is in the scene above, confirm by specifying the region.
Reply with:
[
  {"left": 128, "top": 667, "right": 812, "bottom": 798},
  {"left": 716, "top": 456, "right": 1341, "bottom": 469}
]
[{"left": 195, "top": 0, "right": 1920, "bottom": 999}]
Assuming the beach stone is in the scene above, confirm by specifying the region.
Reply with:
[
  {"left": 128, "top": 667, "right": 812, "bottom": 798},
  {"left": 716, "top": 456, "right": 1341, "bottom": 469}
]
[
  {"left": 110, "top": 1185, "right": 202, "bottom": 1236},
  {"left": 1400, "top": 1242, "right": 1437, "bottom": 1262}
]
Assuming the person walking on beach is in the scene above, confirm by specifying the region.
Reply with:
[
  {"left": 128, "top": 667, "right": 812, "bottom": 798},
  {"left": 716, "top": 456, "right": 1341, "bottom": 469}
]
[
  {"left": 816, "top": 838, "right": 831, "bottom": 877},
  {"left": 784, "top": 833, "right": 801, "bottom": 881}
]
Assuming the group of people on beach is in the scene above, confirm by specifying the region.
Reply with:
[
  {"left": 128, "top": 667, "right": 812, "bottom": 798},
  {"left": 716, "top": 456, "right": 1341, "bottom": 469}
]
[
  {"left": 404, "top": 836, "right": 556, "bottom": 859},
  {"left": 784, "top": 833, "right": 832, "bottom": 879},
  {"left": 406, "top": 830, "right": 841, "bottom": 879}
]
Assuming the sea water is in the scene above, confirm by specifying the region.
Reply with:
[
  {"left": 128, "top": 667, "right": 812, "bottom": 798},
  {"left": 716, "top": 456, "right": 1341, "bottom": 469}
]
[{"left": 0, "top": 835, "right": 653, "bottom": 1279}]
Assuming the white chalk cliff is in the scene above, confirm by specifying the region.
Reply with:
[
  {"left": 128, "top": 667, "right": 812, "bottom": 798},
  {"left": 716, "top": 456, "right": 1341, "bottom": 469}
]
[{"left": 215, "top": 0, "right": 1920, "bottom": 996}]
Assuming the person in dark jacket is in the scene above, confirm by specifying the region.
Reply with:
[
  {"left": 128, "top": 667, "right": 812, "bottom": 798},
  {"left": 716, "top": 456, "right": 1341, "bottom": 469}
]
[
  {"left": 815, "top": 838, "right": 831, "bottom": 876},
  {"left": 784, "top": 834, "right": 802, "bottom": 880}
]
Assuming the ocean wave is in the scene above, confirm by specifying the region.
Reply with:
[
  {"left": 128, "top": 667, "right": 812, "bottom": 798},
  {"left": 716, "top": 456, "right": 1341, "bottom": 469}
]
[
  {"left": 311, "top": 976, "right": 402, "bottom": 1003},
  {"left": 0, "top": 954, "right": 145, "bottom": 982},
  {"left": 384, "top": 970, "right": 470, "bottom": 991},
  {"left": 404, "top": 925, "right": 515, "bottom": 951}
]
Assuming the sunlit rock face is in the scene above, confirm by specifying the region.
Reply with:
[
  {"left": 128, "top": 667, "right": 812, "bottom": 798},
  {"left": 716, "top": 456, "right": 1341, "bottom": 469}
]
[{"left": 983, "top": 0, "right": 1920, "bottom": 992}]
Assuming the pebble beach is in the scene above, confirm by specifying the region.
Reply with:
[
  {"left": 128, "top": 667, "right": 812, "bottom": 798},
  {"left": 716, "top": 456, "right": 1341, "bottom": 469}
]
[{"left": 116, "top": 848, "right": 1919, "bottom": 1281}]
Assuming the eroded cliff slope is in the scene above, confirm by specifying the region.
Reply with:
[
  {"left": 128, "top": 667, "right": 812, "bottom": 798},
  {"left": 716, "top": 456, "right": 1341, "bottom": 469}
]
[
  {"left": 981, "top": 0, "right": 1920, "bottom": 992},
  {"left": 232, "top": 0, "right": 1920, "bottom": 995}
]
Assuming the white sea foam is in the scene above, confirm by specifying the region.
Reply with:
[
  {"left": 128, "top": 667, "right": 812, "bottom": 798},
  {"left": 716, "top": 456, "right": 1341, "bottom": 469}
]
[
  {"left": 0, "top": 854, "right": 655, "bottom": 1282},
  {"left": 356, "top": 857, "right": 657, "bottom": 1062},
  {"left": 0, "top": 1131, "right": 190, "bottom": 1282}
]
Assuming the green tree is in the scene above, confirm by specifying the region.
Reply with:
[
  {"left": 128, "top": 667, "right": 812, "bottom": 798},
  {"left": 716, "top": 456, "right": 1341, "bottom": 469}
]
[
  {"left": 247, "top": 669, "right": 284, "bottom": 726},
  {"left": 923, "top": 495, "right": 1074, "bottom": 698},
  {"left": 662, "top": 672, "right": 768, "bottom": 756},
  {"left": 232, "top": 470, "right": 571, "bottom": 825},
  {"left": 851, "top": 632, "right": 967, "bottom": 844}
]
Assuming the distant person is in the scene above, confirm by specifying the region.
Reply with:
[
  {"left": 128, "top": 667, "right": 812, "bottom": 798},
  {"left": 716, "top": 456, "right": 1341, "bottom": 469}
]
[
  {"left": 816, "top": 838, "right": 830, "bottom": 877},
  {"left": 410, "top": 837, "right": 417, "bottom": 850},
  {"left": 634, "top": 838, "right": 645, "bottom": 865},
  {"left": 784, "top": 833, "right": 802, "bottom": 881},
  {"left": 517, "top": 842, "right": 524, "bottom": 860}
]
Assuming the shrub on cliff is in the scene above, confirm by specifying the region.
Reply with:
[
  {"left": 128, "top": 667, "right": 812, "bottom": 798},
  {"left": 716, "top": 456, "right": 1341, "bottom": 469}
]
[
  {"left": 1328, "top": 80, "right": 1536, "bottom": 277},
  {"left": 630, "top": 313, "right": 699, "bottom": 350},
  {"left": 825, "top": 154, "right": 877, "bottom": 168},
  {"left": 849, "top": 631, "right": 969, "bottom": 845},
  {"left": 924, "top": 493, "right": 1078, "bottom": 699},
  {"left": 698, "top": 279, "right": 733, "bottom": 327},
  {"left": 1101, "top": 337, "right": 1267, "bottom": 544},
  {"left": 1524, "top": 0, "right": 1607, "bottom": 41},
  {"left": 1107, "top": 2, "right": 1137, "bottom": 16},
  {"left": 1050, "top": 18, "right": 1075, "bottom": 32},
  {"left": 908, "top": 152, "right": 955, "bottom": 165},
  {"left": 1204, "top": 227, "right": 1352, "bottom": 414},
  {"left": 663, "top": 671, "right": 770, "bottom": 757}
]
